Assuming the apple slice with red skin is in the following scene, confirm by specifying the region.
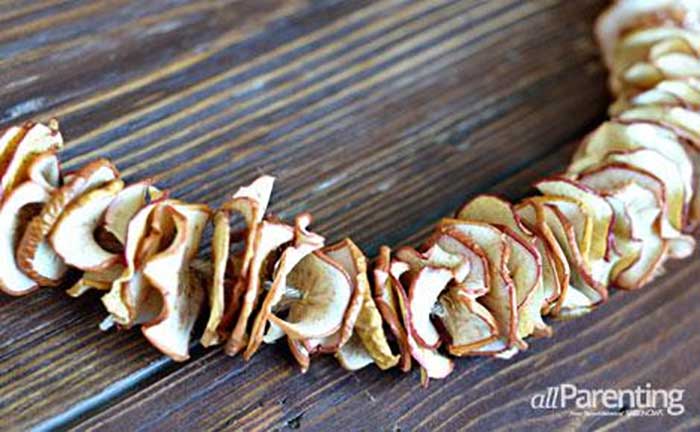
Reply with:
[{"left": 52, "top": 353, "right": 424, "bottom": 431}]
[
  {"left": 436, "top": 219, "right": 521, "bottom": 356},
  {"left": 436, "top": 288, "right": 499, "bottom": 356},
  {"left": 17, "top": 159, "right": 118, "bottom": 286},
  {"left": 390, "top": 260, "right": 453, "bottom": 385},
  {"left": 516, "top": 199, "right": 605, "bottom": 318},
  {"left": 594, "top": 0, "right": 700, "bottom": 70},
  {"left": 302, "top": 238, "right": 398, "bottom": 370},
  {"left": 617, "top": 105, "right": 700, "bottom": 148},
  {"left": 141, "top": 202, "right": 210, "bottom": 361},
  {"left": 101, "top": 200, "right": 172, "bottom": 327},
  {"left": 49, "top": 179, "right": 125, "bottom": 271},
  {"left": 0, "top": 181, "right": 52, "bottom": 295},
  {"left": 515, "top": 201, "right": 572, "bottom": 317},
  {"left": 225, "top": 219, "right": 294, "bottom": 356},
  {"left": 202, "top": 176, "right": 276, "bottom": 348},
  {"left": 0, "top": 120, "right": 63, "bottom": 201},
  {"left": 267, "top": 251, "right": 352, "bottom": 343},
  {"left": 578, "top": 161, "right": 695, "bottom": 258},
  {"left": 535, "top": 177, "right": 615, "bottom": 263},
  {"left": 457, "top": 195, "right": 550, "bottom": 339},
  {"left": 245, "top": 214, "right": 324, "bottom": 360},
  {"left": 372, "top": 246, "right": 412, "bottom": 372},
  {"left": 568, "top": 121, "right": 693, "bottom": 204},
  {"left": 103, "top": 180, "right": 166, "bottom": 246}
]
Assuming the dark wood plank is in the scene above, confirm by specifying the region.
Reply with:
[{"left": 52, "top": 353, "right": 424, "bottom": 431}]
[{"left": 5, "top": 0, "right": 696, "bottom": 431}]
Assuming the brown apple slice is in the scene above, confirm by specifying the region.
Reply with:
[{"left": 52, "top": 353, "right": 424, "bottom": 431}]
[
  {"left": 268, "top": 251, "right": 352, "bottom": 341},
  {"left": 245, "top": 214, "right": 324, "bottom": 359},
  {"left": 17, "top": 159, "right": 119, "bottom": 285},
  {"left": 0, "top": 181, "right": 52, "bottom": 295},
  {"left": 141, "top": 203, "right": 210, "bottom": 361},
  {"left": 66, "top": 265, "right": 126, "bottom": 297},
  {"left": 49, "top": 179, "right": 125, "bottom": 271},
  {"left": 0, "top": 120, "right": 63, "bottom": 200},
  {"left": 437, "top": 219, "right": 521, "bottom": 356},
  {"left": 372, "top": 246, "right": 412, "bottom": 372}
]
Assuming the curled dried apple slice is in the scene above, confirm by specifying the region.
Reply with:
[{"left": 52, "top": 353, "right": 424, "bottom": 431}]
[
  {"left": 0, "top": 120, "right": 63, "bottom": 200},
  {"left": 336, "top": 333, "right": 376, "bottom": 371},
  {"left": 605, "top": 149, "right": 687, "bottom": 229},
  {"left": 67, "top": 265, "right": 126, "bottom": 297},
  {"left": 101, "top": 201, "right": 173, "bottom": 327},
  {"left": 372, "top": 246, "right": 411, "bottom": 372},
  {"left": 515, "top": 200, "right": 572, "bottom": 317},
  {"left": 436, "top": 288, "right": 498, "bottom": 356},
  {"left": 569, "top": 122, "right": 693, "bottom": 201},
  {"left": 437, "top": 219, "right": 520, "bottom": 356},
  {"left": 244, "top": 214, "right": 324, "bottom": 359},
  {"left": 26, "top": 150, "right": 61, "bottom": 191},
  {"left": 426, "top": 232, "right": 490, "bottom": 298},
  {"left": 141, "top": 203, "right": 210, "bottom": 361},
  {"left": 535, "top": 178, "right": 614, "bottom": 263},
  {"left": 0, "top": 181, "right": 52, "bottom": 295},
  {"left": 225, "top": 219, "right": 294, "bottom": 355},
  {"left": 390, "top": 260, "right": 453, "bottom": 384},
  {"left": 606, "top": 183, "right": 667, "bottom": 289},
  {"left": 457, "top": 195, "right": 550, "bottom": 339},
  {"left": 17, "top": 159, "right": 118, "bottom": 286},
  {"left": 268, "top": 251, "right": 352, "bottom": 341},
  {"left": 49, "top": 179, "right": 125, "bottom": 271},
  {"left": 104, "top": 180, "right": 165, "bottom": 245},
  {"left": 204, "top": 176, "right": 275, "bottom": 347},
  {"left": 594, "top": 0, "right": 700, "bottom": 70},
  {"left": 617, "top": 105, "right": 700, "bottom": 147},
  {"left": 517, "top": 199, "right": 604, "bottom": 318}
]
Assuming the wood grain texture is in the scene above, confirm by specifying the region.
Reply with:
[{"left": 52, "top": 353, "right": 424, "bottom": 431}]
[{"left": 0, "top": 0, "right": 697, "bottom": 431}]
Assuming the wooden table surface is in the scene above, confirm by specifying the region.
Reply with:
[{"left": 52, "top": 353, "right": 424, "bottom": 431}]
[{"left": 1, "top": 1, "right": 698, "bottom": 431}]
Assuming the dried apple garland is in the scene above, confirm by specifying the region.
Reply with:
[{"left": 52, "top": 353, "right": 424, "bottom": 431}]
[{"left": 1, "top": 0, "right": 699, "bottom": 384}]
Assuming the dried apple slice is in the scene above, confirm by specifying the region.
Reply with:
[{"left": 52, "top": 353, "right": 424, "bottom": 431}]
[
  {"left": 101, "top": 201, "right": 173, "bottom": 327},
  {"left": 141, "top": 203, "right": 210, "bottom": 361},
  {"left": 569, "top": 122, "right": 693, "bottom": 200},
  {"left": 49, "top": 179, "right": 125, "bottom": 271},
  {"left": 606, "top": 183, "right": 667, "bottom": 289},
  {"left": 517, "top": 198, "right": 604, "bottom": 318},
  {"left": 0, "top": 181, "right": 52, "bottom": 295},
  {"left": 26, "top": 150, "right": 61, "bottom": 191},
  {"left": 436, "top": 288, "right": 499, "bottom": 356},
  {"left": 336, "top": 333, "right": 376, "bottom": 371},
  {"left": 67, "top": 265, "right": 126, "bottom": 297},
  {"left": 535, "top": 177, "right": 614, "bottom": 263},
  {"left": 244, "top": 214, "right": 324, "bottom": 359},
  {"left": 17, "top": 159, "right": 119, "bottom": 285},
  {"left": 576, "top": 162, "right": 695, "bottom": 259},
  {"left": 515, "top": 200, "right": 572, "bottom": 317},
  {"left": 225, "top": 219, "right": 294, "bottom": 355},
  {"left": 604, "top": 149, "right": 687, "bottom": 229},
  {"left": 594, "top": 0, "right": 700, "bottom": 69},
  {"left": 403, "top": 264, "right": 453, "bottom": 350},
  {"left": 457, "top": 195, "right": 550, "bottom": 339},
  {"left": 390, "top": 260, "right": 453, "bottom": 384},
  {"left": 104, "top": 180, "right": 165, "bottom": 245},
  {"left": 437, "top": 219, "right": 520, "bottom": 357},
  {"left": 267, "top": 251, "right": 352, "bottom": 341},
  {"left": 0, "top": 120, "right": 63, "bottom": 200},
  {"left": 617, "top": 105, "right": 700, "bottom": 148},
  {"left": 372, "top": 246, "right": 412, "bottom": 372}
]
